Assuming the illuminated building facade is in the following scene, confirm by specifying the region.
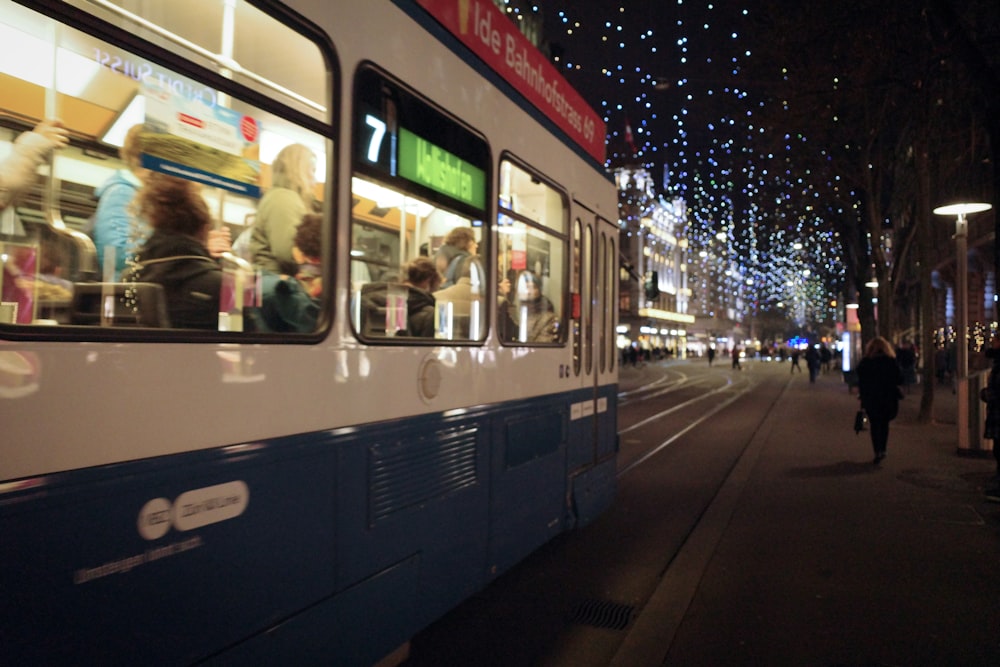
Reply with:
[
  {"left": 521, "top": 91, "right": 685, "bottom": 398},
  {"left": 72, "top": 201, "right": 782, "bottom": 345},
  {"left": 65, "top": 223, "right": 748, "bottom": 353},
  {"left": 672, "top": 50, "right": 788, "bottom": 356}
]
[{"left": 616, "top": 166, "right": 693, "bottom": 357}]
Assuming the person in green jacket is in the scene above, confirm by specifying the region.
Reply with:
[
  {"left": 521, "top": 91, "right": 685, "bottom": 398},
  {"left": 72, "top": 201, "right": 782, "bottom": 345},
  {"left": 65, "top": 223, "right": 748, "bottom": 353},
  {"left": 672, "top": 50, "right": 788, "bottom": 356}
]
[{"left": 249, "top": 143, "right": 318, "bottom": 275}]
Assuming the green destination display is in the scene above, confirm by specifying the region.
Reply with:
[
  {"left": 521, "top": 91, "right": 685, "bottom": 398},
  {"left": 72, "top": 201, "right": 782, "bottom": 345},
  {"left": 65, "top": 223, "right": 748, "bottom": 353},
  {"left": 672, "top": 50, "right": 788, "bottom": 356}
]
[{"left": 398, "top": 127, "right": 486, "bottom": 210}]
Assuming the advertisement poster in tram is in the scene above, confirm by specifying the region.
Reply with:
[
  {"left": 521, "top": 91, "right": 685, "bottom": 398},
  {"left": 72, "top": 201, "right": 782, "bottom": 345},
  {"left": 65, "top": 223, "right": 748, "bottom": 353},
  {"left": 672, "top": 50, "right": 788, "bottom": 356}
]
[{"left": 139, "top": 78, "right": 262, "bottom": 198}]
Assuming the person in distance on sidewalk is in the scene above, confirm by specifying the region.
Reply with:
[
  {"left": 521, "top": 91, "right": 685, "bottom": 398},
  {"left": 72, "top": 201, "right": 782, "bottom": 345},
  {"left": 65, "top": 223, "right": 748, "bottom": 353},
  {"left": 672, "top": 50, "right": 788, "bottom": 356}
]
[{"left": 856, "top": 336, "right": 904, "bottom": 464}]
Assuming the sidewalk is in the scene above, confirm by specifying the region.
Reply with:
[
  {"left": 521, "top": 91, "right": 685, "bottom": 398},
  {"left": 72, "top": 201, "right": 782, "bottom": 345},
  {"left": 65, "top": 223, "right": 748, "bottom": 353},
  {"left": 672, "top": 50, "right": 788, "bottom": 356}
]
[{"left": 618, "top": 361, "right": 1000, "bottom": 665}]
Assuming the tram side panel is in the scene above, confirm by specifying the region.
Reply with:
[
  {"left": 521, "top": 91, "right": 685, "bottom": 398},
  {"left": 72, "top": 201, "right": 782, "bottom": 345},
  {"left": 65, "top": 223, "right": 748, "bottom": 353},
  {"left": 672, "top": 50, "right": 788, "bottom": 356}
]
[
  {"left": 0, "top": 385, "right": 609, "bottom": 667},
  {"left": 0, "top": 435, "right": 338, "bottom": 666},
  {"left": 488, "top": 392, "right": 569, "bottom": 576},
  {"left": 335, "top": 411, "right": 491, "bottom": 628},
  {"left": 567, "top": 383, "right": 619, "bottom": 529}
]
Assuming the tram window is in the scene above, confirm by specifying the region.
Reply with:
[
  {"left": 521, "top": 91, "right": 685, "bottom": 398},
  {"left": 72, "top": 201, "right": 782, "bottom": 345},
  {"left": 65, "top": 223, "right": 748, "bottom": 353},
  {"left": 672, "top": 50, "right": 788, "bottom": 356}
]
[
  {"left": 350, "top": 66, "right": 490, "bottom": 344},
  {"left": 583, "top": 224, "right": 593, "bottom": 372},
  {"left": 65, "top": 0, "right": 327, "bottom": 122},
  {"left": 607, "top": 231, "right": 617, "bottom": 373},
  {"left": 498, "top": 159, "right": 567, "bottom": 345},
  {"left": 0, "top": 0, "right": 333, "bottom": 337},
  {"left": 350, "top": 176, "right": 486, "bottom": 341},
  {"left": 571, "top": 218, "right": 583, "bottom": 374},
  {"left": 597, "top": 230, "right": 605, "bottom": 373}
]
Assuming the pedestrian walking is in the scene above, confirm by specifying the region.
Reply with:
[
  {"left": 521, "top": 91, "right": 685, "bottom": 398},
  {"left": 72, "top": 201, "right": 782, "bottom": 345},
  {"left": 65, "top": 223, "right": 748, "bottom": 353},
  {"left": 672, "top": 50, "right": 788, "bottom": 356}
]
[
  {"left": 856, "top": 336, "right": 904, "bottom": 464},
  {"left": 819, "top": 343, "right": 832, "bottom": 373},
  {"left": 790, "top": 348, "right": 802, "bottom": 373},
  {"left": 805, "top": 344, "right": 820, "bottom": 383},
  {"left": 731, "top": 346, "right": 741, "bottom": 370},
  {"left": 980, "top": 336, "right": 1000, "bottom": 502},
  {"left": 707, "top": 347, "right": 716, "bottom": 366}
]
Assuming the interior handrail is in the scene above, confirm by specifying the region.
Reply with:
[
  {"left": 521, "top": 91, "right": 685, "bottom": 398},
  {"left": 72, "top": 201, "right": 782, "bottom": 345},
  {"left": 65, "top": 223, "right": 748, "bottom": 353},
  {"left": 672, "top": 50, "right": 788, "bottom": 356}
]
[{"left": 85, "top": 0, "right": 325, "bottom": 114}]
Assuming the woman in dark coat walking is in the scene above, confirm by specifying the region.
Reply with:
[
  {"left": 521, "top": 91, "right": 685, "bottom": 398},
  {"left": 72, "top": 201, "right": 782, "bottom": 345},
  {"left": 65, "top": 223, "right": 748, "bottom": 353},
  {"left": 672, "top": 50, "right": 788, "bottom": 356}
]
[{"left": 856, "top": 336, "right": 904, "bottom": 464}]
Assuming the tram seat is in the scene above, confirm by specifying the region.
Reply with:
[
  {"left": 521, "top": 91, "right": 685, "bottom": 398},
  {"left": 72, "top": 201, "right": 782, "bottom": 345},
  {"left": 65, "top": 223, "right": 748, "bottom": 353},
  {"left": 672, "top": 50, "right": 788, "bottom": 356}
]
[
  {"left": 358, "top": 282, "right": 408, "bottom": 337},
  {"left": 358, "top": 283, "right": 388, "bottom": 337},
  {"left": 70, "top": 282, "right": 172, "bottom": 328},
  {"left": 359, "top": 282, "right": 443, "bottom": 338},
  {"left": 19, "top": 217, "right": 99, "bottom": 283}
]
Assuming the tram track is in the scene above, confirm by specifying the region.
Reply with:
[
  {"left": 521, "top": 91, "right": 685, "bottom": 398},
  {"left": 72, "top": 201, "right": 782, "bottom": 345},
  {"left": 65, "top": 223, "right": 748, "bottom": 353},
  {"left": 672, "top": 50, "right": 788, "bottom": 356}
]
[
  {"left": 616, "top": 365, "right": 749, "bottom": 407},
  {"left": 616, "top": 367, "right": 690, "bottom": 404},
  {"left": 617, "top": 374, "right": 758, "bottom": 477},
  {"left": 616, "top": 362, "right": 761, "bottom": 477}
]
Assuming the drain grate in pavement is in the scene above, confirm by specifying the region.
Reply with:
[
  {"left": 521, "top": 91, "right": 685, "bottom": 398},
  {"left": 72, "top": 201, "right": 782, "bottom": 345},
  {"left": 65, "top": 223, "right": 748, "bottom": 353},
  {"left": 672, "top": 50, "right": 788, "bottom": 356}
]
[{"left": 569, "top": 599, "right": 635, "bottom": 630}]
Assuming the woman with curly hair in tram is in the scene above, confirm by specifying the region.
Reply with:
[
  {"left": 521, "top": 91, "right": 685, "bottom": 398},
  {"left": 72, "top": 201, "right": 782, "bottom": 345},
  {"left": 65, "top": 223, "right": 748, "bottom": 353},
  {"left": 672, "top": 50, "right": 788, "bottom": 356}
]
[{"left": 124, "top": 173, "right": 230, "bottom": 329}]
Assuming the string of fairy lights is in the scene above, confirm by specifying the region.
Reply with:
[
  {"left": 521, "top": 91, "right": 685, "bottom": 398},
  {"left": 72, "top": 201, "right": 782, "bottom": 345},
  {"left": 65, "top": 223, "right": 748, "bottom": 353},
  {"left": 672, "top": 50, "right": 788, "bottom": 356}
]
[{"left": 498, "top": 0, "right": 847, "bottom": 334}]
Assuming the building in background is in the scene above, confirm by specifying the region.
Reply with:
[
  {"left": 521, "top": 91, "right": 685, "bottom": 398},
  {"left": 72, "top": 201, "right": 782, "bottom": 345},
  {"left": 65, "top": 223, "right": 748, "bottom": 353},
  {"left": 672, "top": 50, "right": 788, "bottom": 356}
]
[{"left": 616, "top": 166, "right": 693, "bottom": 358}]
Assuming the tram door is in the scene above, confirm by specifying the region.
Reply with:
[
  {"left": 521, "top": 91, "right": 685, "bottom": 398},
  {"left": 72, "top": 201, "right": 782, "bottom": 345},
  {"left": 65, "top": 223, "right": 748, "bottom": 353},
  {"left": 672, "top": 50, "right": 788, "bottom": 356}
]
[{"left": 568, "top": 207, "right": 618, "bottom": 522}]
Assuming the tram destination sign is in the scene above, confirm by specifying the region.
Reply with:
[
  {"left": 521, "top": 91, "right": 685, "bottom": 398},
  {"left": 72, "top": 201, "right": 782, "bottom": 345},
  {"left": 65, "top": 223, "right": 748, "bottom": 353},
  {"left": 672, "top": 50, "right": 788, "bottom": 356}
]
[
  {"left": 415, "top": 0, "right": 606, "bottom": 164},
  {"left": 397, "top": 128, "right": 486, "bottom": 209}
]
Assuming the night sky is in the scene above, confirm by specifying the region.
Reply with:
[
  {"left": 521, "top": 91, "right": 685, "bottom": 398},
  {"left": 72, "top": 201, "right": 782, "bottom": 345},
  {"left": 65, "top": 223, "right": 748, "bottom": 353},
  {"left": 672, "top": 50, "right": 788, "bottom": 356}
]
[
  {"left": 522, "top": 0, "right": 836, "bottom": 325},
  {"left": 538, "top": 1, "right": 728, "bottom": 186}
]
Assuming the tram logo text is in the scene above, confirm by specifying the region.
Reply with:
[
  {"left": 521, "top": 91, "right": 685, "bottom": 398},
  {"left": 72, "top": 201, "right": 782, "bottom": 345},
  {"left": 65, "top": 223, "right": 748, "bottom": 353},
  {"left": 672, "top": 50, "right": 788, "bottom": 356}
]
[{"left": 137, "top": 481, "right": 249, "bottom": 540}]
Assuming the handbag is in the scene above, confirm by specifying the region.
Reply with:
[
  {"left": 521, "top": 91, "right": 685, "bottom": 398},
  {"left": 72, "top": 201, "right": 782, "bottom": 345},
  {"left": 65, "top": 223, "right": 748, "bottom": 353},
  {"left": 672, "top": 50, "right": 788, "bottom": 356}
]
[{"left": 853, "top": 409, "right": 866, "bottom": 434}]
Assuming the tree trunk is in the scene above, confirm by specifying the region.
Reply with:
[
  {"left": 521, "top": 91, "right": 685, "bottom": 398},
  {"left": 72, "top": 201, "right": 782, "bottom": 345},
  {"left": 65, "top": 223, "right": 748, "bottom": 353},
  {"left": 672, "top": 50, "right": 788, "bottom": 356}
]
[{"left": 915, "top": 140, "right": 936, "bottom": 422}]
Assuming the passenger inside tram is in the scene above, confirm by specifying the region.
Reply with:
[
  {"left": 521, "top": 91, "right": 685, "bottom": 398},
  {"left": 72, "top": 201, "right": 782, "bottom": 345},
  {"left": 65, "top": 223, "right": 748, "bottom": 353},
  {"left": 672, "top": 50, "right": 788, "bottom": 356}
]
[
  {"left": 508, "top": 270, "right": 559, "bottom": 343},
  {"left": 0, "top": 119, "right": 68, "bottom": 212},
  {"left": 434, "top": 226, "right": 478, "bottom": 289},
  {"left": 359, "top": 256, "right": 440, "bottom": 338},
  {"left": 432, "top": 255, "right": 483, "bottom": 340},
  {"left": 91, "top": 124, "right": 149, "bottom": 281},
  {"left": 1, "top": 119, "right": 70, "bottom": 323},
  {"left": 399, "top": 257, "right": 440, "bottom": 337},
  {"left": 122, "top": 173, "right": 230, "bottom": 330},
  {"left": 253, "top": 212, "right": 322, "bottom": 333},
  {"left": 248, "top": 143, "right": 318, "bottom": 275}
]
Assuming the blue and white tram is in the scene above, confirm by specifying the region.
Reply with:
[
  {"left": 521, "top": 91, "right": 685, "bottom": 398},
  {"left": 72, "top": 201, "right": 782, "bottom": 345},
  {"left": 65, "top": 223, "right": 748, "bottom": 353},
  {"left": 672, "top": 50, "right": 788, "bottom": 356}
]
[{"left": 0, "top": 0, "right": 619, "bottom": 664}]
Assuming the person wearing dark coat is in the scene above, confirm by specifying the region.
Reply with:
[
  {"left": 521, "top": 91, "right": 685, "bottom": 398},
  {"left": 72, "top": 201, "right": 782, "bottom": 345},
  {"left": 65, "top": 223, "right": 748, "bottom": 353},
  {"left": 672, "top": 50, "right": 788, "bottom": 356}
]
[
  {"left": 790, "top": 348, "right": 802, "bottom": 373},
  {"left": 360, "top": 282, "right": 437, "bottom": 337},
  {"left": 856, "top": 336, "right": 904, "bottom": 464},
  {"left": 123, "top": 173, "right": 228, "bottom": 330},
  {"left": 359, "top": 257, "right": 440, "bottom": 338},
  {"left": 805, "top": 344, "right": 821, "bottom": 383}
]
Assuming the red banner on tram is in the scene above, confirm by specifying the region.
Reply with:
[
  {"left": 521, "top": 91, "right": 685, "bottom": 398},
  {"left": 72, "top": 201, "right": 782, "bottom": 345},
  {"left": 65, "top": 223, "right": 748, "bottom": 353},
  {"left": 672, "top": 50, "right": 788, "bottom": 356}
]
[{"left": 415, "top": 0, "right": 606, "bottom": 164}]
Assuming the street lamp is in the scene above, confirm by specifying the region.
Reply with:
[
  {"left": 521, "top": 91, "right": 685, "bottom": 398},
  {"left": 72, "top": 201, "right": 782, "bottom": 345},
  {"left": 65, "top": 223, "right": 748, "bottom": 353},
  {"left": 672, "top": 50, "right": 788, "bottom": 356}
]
[{"left": 933, "top": 201, "right": 993, "bottom": 451}]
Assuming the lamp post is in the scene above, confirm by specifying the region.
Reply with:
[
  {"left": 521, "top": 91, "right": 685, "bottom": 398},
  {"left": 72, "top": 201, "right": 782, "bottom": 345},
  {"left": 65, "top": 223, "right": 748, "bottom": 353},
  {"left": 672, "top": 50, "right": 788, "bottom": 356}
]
[{"left": 933, "top": 201, "right": 993, "bottom": 451}]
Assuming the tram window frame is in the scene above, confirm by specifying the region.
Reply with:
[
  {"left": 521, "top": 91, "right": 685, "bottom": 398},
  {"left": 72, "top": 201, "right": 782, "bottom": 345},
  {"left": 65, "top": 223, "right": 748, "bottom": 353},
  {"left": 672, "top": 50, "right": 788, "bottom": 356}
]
[
  {"left": 0, "top": 0, "right": 337, "bottom": 342},
  {"left": 583, "top": 223, "right": 593, "bottom": 372},
  {"left": 497, "top": 155, "right": 568, "bottom": 347},
  {"left": 598, "top": 230, "right": 607, "bottom": 374},
  {"left": 605, "top": 227, "right": 617, "bottom": 373},
  {"left": 571, "top": 217, "right": 583, "bottom": 375},
  {"left": 350, "top": 64, "right": 491, "bottom": 345}
]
